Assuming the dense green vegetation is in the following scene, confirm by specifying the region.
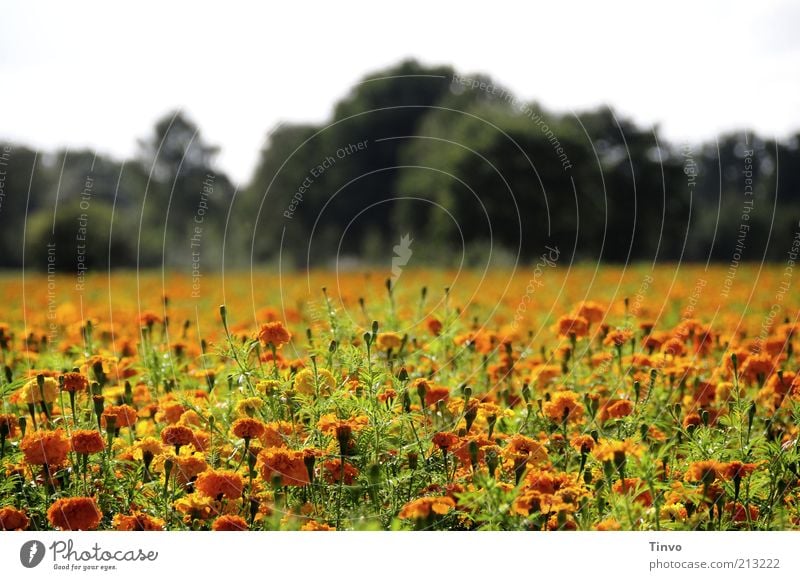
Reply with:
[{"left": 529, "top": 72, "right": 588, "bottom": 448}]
[{"left": 2, "top": 60, "right": 798, "bottom": 273}]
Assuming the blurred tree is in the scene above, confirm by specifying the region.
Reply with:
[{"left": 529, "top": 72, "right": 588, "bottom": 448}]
[
  {"left": 2, "top": 62, "right": 800, "bottom": 272},
  {"left": 0, "top": 145, "right": 54, "bottom": 267},
  {"left": 137, "top": 110, "right": 234, "bottom": 269}
]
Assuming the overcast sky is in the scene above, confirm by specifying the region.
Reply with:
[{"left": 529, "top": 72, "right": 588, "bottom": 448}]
[{"left": 2, "top": 0, "right": 799, "bottom": 183}]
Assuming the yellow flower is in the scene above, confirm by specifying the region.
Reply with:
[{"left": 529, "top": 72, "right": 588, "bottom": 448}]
[
  {"left": 18, "top": 376, "right": 59, "bottom": 404},
  {"left": 131, "top": 437, "right": 163, "bottom": 461},
  {"left": 174, "top": 494, "right": 215, "bottom": 522},
  {"left": 178, "top": 409, "right": 204, "bottom": 427},
  {"left": 257, "top": 379, "right": 282, "bottom": 395},
  {"left": 593, "top": 439, "right": 644, "bottom": 463},
  {"left": 294, "top": 369, "right": 336, "bottom": 395},
  {"left": 235, "top": 397, "right": 265, "bottom": 417},
  {"left": 376, "top": 332, "right": 403, "bottom": 351}
]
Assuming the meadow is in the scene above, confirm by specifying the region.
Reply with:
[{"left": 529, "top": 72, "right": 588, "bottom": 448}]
[{"left": 1, "top": 263, "right": 799, "bottom": 531}]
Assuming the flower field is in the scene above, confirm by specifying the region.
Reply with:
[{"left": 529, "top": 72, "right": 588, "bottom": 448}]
[{"left": 1, "top": 264, "right": 799, "bottom": 531}]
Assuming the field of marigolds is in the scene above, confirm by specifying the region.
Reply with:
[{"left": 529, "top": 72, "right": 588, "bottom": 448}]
[{"left": 1, "top": 264, "right": 799, "bottom": 531}]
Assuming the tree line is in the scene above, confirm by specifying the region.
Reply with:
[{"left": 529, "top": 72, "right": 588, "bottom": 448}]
[{"left": 2, "top": 59, "right": 799, "bottom": 274}]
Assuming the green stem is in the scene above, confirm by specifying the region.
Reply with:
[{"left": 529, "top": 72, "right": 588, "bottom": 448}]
[{"left": 336, "top": 453, "right": 345, "bottom": 529}]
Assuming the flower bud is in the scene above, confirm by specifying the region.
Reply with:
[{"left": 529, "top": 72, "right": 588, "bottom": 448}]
[
  {"left": 304, "top": 452, "right": 316, "bottom": 484},
  {"left": 416, "top": 381, "right": 427, "bottom": 408},
  {"left": 464, "top": 404, "right": 478, "bottom": 433},
  {"left": 486, "top": 448, "right": 499, "bottom": 478},
  {"left": 468, "top": 441, "right": 479, "bottom": 471},
  {"left": 336, "top": 424, "right": 352, "bottom": 457},
  {"left": 487, "top": 414, "right": 497, "bottom": 439}
]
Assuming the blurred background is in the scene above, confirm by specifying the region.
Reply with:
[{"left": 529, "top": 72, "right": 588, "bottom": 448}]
[{"left": 1, "top": 1, "right": 799, "bottom": 273}]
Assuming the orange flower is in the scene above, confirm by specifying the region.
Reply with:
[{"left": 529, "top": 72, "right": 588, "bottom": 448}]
[
  {"left": 138, "top": 311, "right": 162, "bottom": 326},
  {"left": 530, "top": 364, "right": 561, "bottom": 387},
  {"left": 411, "top": 376, "right": 429, "bottom": 394},
  {"left": 513, "top": 470, "right": 585, "bottom": 517},
  {"left": 741, "top": 353, "right": 774, "bottom": 383},
  {"left": 546, "top": 513, "right": 577, "bottom": 530},
  {"left": 0, "top": 506, "right": 29, "bottom": 530},
  {"left": 47, "top": 497, "right": 102, "bottom": 530},
  {"left": 258, "top": 321, "right": 291, "bottom": 348},
  {"left": 161, "top": 425, "right": 194, "bottom": 448},
  {"left": 452, "top": 434, "right": 495, "bottom": 467},
  {"left": 112, "top": 512, "right": 165, "bottom": 531},
  {"left": 71, "top": 429, "right": 105, "bottom": 455},
  {"left": 61, "top": 372, "right": 89, "bottom": 393},
  {"left": 188, "top": 430, "right": 211, "bottom": 452},
  {"left": 398, "top": 496, "right": 455, "bottom": 520},
  {"left": 232, "top": 418, "right": 266, "bottom": 441},
  {"left": 377, "top": 388, "right": 398, "bottom": 403},
  {"left": 596, "top": 518, "right": 622, "bottom": 531},
  {"left": 570, "top": 434, "right": 595, "bottom": 454},
  {"left": 259, "top": 421, "right": 293, "bottom": 448},
  {"left": 0, "top": 414, "right": 19, "bottom": 439},
  {"left": 322, "top": 459, "right": 359, "bottom": 485},
  {"left": 721, "top": 461, "right": 758, "bottom": 480},
  {"left": 505, "top": 434, "right": 549, "bottom": 464},
  {"left": 426, "top": 317, "right": 443, "bottom": 336},
  {"left": 643, "top": 333, "right": 667, "bottom": 352},
  {"left": 692, "top": 380, "right": 717, "bottom": 407},
  {"left": 21, "top": 429, "right": 70, "bottom": 466},
  {"left": 196, "top": 469, "right": 244, "bottom": 500},
  {"left": 424, "top": 385, "right": 450, "bottom": 407},
  {"left": 519, "top": 468, "right": 578, "bottom": 495},
  {"left": 432, "top": 432, "right": 459, "bottom": 451},
  {"left": 543, "top": 391, "right": 584, "bottom": 424},
  {"left": 300, "top": 520, "right": 336, "bottom": 531},
  {"left": 170, "top": 454, "right": 209, "bottom": 485},
  {"left": 661, "top": 338, "right": 686, "bottom": 357},
  {"left": 317, "top": 414, "right": 368, "bottom": 436},
  {"left": 682, "top": 413, "right": 702, "bottom": 429},
  {"left": 554, "top": 315, "right": 589, "bottom": 338},
  {"left": 603, "top": 329, "right": 633, "bottom": 348},
  {"left": 258, "top": 448, "right": 309, "bottom": 486},
  {"left": 575, "top": 301, "right": 606, "bottom": 324},
  {"left": 454, "top": 331, "right": 495, "bottom": 354},
  {"left": 725, "top": 501, "right": 759, "bottom": 523},
  {"left": 212, "top": 515, "right": 249, "bottom": 531},
  {"left": 590, "top": 352, "right": 614, "bottom": 368},
  {"left": 102, "top": 404, "right": 138, "bottom": 428},
  {"left": 158, "top": 403, "right": 186, "bottom": 424},
  {"left": 603, "top": 399, "right": 634, "bottom": 421},
  {"left": 684, "top": 460, "right": 725, "bottom": 484}
]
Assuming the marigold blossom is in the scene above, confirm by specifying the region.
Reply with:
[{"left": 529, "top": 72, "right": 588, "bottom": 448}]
[
  {"left": 71, "top": 429, "right": 105, "bottom": 455},
  {"left": 0, "top": 506, "right": 29, "bottom": 530},
  {"left": 47, "top": 497, "right": 102, "bottom": 530},
  {"left": 21, "top": 429, "right": 70, "bottom": 466},
  {"left": 258, "top": 321, "right": 291, "bottom": 348}
]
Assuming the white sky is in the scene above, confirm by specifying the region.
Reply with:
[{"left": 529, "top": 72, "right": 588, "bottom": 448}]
[{"left": 2, "top": 0, "right": 799, "bottom": 183}]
